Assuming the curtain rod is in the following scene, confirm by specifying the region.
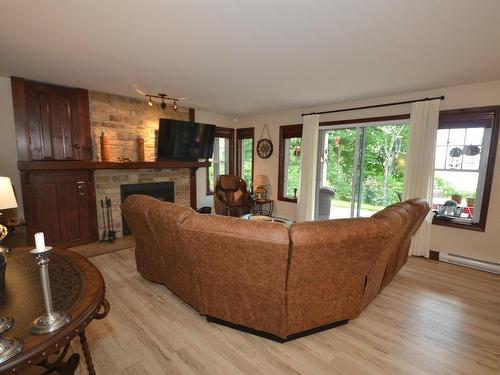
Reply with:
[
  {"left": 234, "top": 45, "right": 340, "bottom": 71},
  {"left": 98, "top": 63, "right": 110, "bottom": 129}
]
[{"left": 301, "top": 95, "right": 445, "bottom": 117}]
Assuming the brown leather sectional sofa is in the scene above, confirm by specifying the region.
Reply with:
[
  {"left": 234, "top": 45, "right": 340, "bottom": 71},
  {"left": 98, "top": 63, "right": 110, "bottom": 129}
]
[{"left": 122, "top": 195, "right": 429, "bottom": 342}]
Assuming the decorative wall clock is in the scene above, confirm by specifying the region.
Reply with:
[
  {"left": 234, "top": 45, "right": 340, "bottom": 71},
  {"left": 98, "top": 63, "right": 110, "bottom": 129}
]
[{"left": 256, "top": 124, "right": 273, "bottom": 159}]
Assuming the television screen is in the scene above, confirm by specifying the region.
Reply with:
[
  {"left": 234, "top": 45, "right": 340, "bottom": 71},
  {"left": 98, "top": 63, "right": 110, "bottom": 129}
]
[{"left": 157, "top": 119, "right": 216, "bottom": 161}]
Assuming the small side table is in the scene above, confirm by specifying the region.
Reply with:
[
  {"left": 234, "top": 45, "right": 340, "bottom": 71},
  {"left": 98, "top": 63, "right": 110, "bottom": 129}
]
[{"left": 255, "top": 199, "right": 274, "bottom": 216}]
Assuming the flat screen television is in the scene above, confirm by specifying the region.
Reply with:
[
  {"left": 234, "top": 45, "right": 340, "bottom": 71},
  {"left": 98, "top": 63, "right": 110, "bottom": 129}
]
[{"left": 157, "top": 119, "right": 216, "bottom": 161}]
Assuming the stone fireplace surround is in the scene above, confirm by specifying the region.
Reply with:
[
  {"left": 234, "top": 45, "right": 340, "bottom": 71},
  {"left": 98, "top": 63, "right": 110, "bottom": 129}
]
[{"left": 89, "top": 91, "right": 196, "bottom": 238}]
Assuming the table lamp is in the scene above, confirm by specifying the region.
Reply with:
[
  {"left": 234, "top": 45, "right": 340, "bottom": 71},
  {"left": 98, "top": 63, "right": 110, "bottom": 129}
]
[
  {"left": 0, "top": 177, "right": 18, "bottom": 253},
  {"left": 254, "top": 175, "right": 270, "bottom": 200},
  {"left": 0, "top": 177, "right": 23, "bottom": 363}
]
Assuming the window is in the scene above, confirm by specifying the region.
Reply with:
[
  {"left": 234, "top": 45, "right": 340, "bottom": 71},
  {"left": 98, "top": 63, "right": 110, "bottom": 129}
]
[
  {"left": 236, "top": 128, "right": 254, "bottom": 189},
  {"left": 278, "top": 124, "right": 302, "bottom": 202},
  {"left": 207, "top": 127, "right": 234, "bottom": 194},
  {"left": 432, "top": 107, "right": 499, "bottom": 231}
]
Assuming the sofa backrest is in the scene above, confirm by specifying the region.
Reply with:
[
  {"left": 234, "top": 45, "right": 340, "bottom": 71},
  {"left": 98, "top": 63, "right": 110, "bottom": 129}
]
[
  {"left": 364, "top": 203, "right": 412, "bottom": 308},
  {"left": 377, "top": 198, "right": 430, "bottom": 287},
  {"left": 180, "top": 213, "right": 291, "bottom": 337},
  {"left": 286, "top": 217, "right": 393, "bottom": 335},
  {"left": 121, "top": 195, "right": 198, "bottom": 307}
]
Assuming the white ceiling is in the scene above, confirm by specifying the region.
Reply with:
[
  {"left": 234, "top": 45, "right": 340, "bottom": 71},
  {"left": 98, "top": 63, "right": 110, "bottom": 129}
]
[{"left": 1, "top": 0, "right": 500, "bottom": 116}]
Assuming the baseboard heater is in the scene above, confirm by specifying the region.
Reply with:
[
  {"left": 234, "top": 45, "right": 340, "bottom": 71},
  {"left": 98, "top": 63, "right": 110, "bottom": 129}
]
[{"left": 437, "top": 252, "right": 500, "bottom": 275}]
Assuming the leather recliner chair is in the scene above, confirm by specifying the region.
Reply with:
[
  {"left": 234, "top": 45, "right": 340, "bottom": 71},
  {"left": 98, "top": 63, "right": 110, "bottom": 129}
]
[{"left": 213, "top": 175, "right": 256, "bottom": 216}]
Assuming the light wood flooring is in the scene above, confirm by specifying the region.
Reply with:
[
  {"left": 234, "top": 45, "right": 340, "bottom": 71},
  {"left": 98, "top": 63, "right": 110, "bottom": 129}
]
[{"left": 68, "top": 248, "right": 500, "bottom": 375}]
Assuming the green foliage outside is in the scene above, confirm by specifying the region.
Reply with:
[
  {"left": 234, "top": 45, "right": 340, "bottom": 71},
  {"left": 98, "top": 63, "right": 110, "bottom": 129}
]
[
  {"left": 285, "top": 138, "right": 301, "bottom": 197},
  {"left": 242, "top": 138, "right": 253, "bottom": 187},
  {"left": 434, "top": 176, "right": 476, "bottom": 199}
]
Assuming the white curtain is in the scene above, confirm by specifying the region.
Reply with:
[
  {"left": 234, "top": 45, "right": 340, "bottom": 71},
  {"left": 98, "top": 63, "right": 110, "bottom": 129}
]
[
  {"left": 403, "top": 99, "right": 441, "bottom": 257},
  {"left": 296, "top": 114, "right": 320, "bottom": 222}
]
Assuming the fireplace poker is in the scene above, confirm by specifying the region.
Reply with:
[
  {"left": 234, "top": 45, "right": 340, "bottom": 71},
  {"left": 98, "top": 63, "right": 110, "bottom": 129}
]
[
  {"left": 100, "top": 199, "right": 107, "bottom": 242},
  {"left": 106, "top": 197, "right": 116, "bottom": 242}
]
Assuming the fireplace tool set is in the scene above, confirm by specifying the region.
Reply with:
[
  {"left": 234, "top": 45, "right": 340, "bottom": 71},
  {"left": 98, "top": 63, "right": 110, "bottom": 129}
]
[{"left": 100, "top": 197, "right": 116, "bottom": 243}]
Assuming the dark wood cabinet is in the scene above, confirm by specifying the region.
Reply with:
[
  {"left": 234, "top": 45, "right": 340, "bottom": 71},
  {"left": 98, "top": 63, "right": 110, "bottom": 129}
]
[
  {"left": 12, "top": 77, "right": 97, "bottom": 247},
  {"left": 21, "top": 170, "right": 98, "bottom": 248},
  {"left": 11, "top": 77, "right": 92, "bottom": 161}
]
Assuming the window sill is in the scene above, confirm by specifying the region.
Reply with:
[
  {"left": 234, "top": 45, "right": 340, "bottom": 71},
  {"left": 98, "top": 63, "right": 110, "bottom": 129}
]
[
  {"left": 278, "top": 197, "right": 297, "bottom": 203},
  {"left": 432, "top": 217, "right": 485, "bottom": 232}
]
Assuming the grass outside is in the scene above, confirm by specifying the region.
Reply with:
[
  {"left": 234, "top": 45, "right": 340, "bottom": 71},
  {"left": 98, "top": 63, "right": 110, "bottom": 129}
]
[{"left": 332, "top": 199, "right": 386, "bottom": 212}]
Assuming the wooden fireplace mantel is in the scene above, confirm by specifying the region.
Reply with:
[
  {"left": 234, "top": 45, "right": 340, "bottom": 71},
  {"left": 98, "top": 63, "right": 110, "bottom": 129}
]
[{"left": 18, "top": 160, "right": 210, "bottom": 171}]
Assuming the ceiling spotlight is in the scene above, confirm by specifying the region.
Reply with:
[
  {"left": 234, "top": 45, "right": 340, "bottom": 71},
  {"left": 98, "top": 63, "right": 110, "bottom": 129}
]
[{"left": 144, "top": 93, "right": 181, "bottom": 111}]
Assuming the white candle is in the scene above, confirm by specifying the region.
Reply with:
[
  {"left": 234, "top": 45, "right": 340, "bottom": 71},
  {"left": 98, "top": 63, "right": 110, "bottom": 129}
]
[{"left": 34, "top": 232, "right": 46, "bottom": 252}]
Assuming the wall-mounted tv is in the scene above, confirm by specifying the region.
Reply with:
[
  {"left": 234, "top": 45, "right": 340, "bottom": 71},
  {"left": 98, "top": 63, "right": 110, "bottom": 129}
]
[{"left": 157, "top": 119, "right": 216, "bottom": 161}]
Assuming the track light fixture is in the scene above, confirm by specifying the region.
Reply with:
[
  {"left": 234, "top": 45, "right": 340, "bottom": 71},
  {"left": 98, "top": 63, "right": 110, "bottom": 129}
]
[{"left": 144, "top": 93, "right": 180, "bottom": 111}]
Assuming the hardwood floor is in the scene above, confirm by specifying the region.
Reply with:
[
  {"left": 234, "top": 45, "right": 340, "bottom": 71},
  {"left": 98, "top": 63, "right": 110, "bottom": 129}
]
[{"left": 70, "top": 248, "right": 500, "bottom": 375}]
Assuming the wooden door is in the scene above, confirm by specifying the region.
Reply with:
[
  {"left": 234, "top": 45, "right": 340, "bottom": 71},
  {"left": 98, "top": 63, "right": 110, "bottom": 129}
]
[
  {"left": 22, "top": 170, "right": 98, "bottom": 248},
  {"left": 26, "top": 82, "right": 80, "bottom": 160},
  {"left": 11, "top": 77, "right": 92, "bottom": 161}
]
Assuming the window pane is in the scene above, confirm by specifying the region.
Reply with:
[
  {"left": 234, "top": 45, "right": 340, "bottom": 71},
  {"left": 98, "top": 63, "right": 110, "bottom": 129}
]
[
  {"left": 433, "top": 123, "right": 491, "bottom": 225},
  {"left": 435, "top": 146, "right": 447, "bottom": 169},
  {"left": 464, "top": 127, "right": 484, "bottom": 145},
  {"left": 283, "top": 137, "right": 301, "bottom": 198},
  {"left": 448, "top": 128, "right": 466, "bottom": 145},
  {"left": 241, "top": 138, "right": 253, "bottom": 187},
  {"left": 208, "top": 137, "right": 230, "bottom": 193},
  {"left": 358, "top": 124, "right": 409, "bottom": 216},
  {"left": 436, "top": 128, "right": 449, "bottom": 146}
]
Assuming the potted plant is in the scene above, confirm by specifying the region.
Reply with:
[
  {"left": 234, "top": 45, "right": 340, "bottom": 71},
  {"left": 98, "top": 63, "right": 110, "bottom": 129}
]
[
  {"left": 466, "top": 193, "right": 476, "bottom": 207},
  {"left": 451, "top": 193, "right": 462, "bottom": 204}
]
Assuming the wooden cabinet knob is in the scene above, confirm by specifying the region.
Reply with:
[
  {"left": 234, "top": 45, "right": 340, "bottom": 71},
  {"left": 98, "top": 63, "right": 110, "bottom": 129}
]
[
  {"left": 72, "top": 144, "right": 81, "bottom": 149},
  {"left": 76, "top": 181, "right": 85, "bottom": 196}
]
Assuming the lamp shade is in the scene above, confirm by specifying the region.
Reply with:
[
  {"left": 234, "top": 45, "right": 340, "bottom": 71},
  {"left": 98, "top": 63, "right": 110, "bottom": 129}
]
[
  {"left": 0, "top": 177, "right": 18, "bottom": 210},
  {"left": 254, "top": 174, "right": 271, "bottom": 186}
]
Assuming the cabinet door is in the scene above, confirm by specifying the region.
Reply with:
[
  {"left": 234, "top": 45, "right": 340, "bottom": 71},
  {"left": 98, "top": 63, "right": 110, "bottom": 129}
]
[
  {"left": 18, "top": 80, "right": 91, "bottom": 161},
  {"left": 22, "top": 171, "right": 98, "bottom": 247}
]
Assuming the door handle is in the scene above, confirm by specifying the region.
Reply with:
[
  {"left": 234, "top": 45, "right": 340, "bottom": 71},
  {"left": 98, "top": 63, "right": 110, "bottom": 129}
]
[
  {"left": 76, "top": 181, "right": 85, "bottom": 196},
  {"left": 71, "top": 143, "right": 81, "bottom": 149}
]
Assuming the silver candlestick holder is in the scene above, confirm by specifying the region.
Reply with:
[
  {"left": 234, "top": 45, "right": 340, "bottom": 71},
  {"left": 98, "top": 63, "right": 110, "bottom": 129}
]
[
  {"left": 0, "top": 317, "right": 23, "bottom": 364},
  {"left": 29, "top": 246, "right": 70, "bottom": 334}
]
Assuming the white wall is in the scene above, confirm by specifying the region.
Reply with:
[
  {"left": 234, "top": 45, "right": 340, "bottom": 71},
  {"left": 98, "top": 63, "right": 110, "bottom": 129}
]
[
  {"left": 236, "top": 79, "right": 500, "bottom": 264},
  {"left": 194, "top": 110, "right": 235, "bottom": 210},
  {"left": 0, "top": 76, "right": 23, "bottom": 216}
]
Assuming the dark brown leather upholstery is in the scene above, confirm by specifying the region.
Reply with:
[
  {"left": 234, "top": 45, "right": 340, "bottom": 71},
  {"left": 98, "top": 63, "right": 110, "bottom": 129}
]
[
  {"left": 122, "top": 195, "right": 429, "bottom": 339},
  {"left": 213, "top": 175, "right": 256, "bottom": 216}
]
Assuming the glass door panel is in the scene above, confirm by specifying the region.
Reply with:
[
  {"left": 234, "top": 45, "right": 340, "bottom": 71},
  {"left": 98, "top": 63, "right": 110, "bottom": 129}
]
[
  {"left": 317, "top": 127, "right": 359, "bottom": 219},
  {"left": 316, "top": 122, "right": 409, "bottom": 220}
]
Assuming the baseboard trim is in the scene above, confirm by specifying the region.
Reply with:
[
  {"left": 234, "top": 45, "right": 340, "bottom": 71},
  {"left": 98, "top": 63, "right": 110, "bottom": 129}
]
[{"left": 206, "top": 316, "right": 349, "bottom": 343}]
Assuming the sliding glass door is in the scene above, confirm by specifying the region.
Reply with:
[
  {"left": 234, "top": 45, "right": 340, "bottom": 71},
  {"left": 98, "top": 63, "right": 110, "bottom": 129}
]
[{"left": 315, "top": 120, "right": 409, "bottom": 219}]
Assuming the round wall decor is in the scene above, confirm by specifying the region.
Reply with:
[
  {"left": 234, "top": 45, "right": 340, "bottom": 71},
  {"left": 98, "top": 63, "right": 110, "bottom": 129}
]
[{"left": 256, "top": 124, "right": 273, "bottom": 159}]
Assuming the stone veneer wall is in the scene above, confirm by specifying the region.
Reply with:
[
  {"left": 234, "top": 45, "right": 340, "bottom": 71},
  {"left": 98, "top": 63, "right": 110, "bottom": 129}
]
[
  {"left": 89, "top": 91, "right": 189, "bottom": 161},
  {"left": 89, "top": 91, "right": 192, "bottom": 238}
]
